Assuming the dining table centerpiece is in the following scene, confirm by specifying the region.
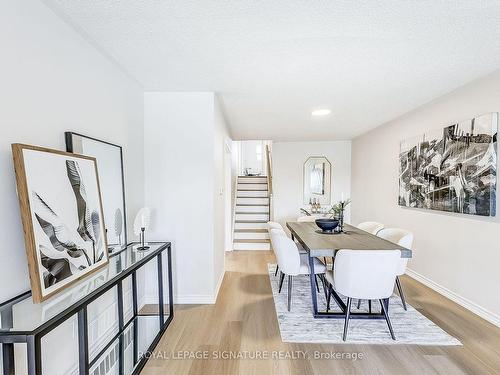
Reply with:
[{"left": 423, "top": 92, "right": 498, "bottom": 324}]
[{"left": 329, "top": 198, "right": 351, "bottom": 232}]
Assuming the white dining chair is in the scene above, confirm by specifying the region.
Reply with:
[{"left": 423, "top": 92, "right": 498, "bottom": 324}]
[
  {"left": 267, "top": 221, "right": 284, "bottom": 231},
  {"left": 357, "top": 221, "right": 384, "bottom": 235},
  {"left": 270, "top": 229, "right": 326, "bottom": 311},
  {"left": 354, "top": 221, "right": 386, "bottom": 309},
  {"left": 267, "top": 219, "right": 309, "bottom": 255},
  {"left": 297, "top": 215, "right": 316, "bottom": 222},
  {"left": 267, "top": 222, "right": 286, "bottom": 276},
  {"left": 325, "top": 250, "right": 401, "bottom": 341},
  {"left": 377, "top": 228, "right": 414, "bottom": 311},
  {"left": 297, "top": 215, "right": 329, "bottom": 266}
]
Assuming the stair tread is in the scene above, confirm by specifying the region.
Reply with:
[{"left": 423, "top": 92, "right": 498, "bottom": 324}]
[
  {"left": 235, "top": 212, "right": 269, "bottom": 215},
  {"left": 237, "top": 189, "right": 268, "bottom": 191},
  {"left": 235, "top": 220, "right": 268, "bottom": 223},
  {"left": 236, "top": 204, "right": 269, "bottom": 206},
  {"left": 233, "top": 239, "right": 270, "bottom": 243},
  {"left": 238, "top": 175, "right": 267, "bottom": 178},
  {"left": 237, "top": 196, "right": 269, "bottom": 198},
  {"left": 234, "top": 229, "right": 268, "bottom": 233}
]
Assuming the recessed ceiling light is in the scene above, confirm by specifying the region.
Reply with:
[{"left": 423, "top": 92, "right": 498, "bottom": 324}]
[{"left": 311, "top": 109, "right": 331, "bottom": 116}]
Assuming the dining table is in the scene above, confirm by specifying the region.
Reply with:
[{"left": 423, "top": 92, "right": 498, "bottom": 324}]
[{"left": 286, "top": 221, "right": 412, "bottom": 319}]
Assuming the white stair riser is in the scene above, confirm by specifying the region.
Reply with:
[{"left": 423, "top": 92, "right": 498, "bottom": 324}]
[
  {"left": 236, "top": 205, "right": 269, "bottom": 213},
  {"left": 237, "top": 197, "right": 269, "bottom": 205},
  {"left": 238, "top": 177, "right": 267, "bottom": 184},
  {"left": 233, "top": 232, "right": 269, "bottom": 240},
  {"left": 237, "top": 183, "right": 267, "bottom": 191},
  {"left": 233, "top": 242, "right": 271, "bottom": 251},
  {"left": 236, "top": 213, "right": 269, "bottom": 221},
  {"left": 234, "top": 222, "right": 268, "bottom": 229},
  {"left": 237, "top": 191, "right": 268, "bottom": 198}
]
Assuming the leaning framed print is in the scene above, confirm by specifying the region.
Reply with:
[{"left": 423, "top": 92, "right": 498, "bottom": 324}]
[{"left": 12, "top": 144, "right": 109, "bottom": 303}]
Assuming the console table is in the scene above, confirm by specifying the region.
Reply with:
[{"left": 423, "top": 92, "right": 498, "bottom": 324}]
[{"left": 0, "top": 242, "right": 173, "bottom": 375}]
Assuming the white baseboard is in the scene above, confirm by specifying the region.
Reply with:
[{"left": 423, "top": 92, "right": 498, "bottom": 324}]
[
  {"left": 173, "top": 295, "right": 217, "bottom": 304},
  {"left": 213, "top": 270, "right": 226, "bottom": 302},
  {"left": 138, "top": 294, "right": 146, "bottom": 311},
  {"left": 142, "top": 271, "right": 226, "bottom": 305},
  {"left": 406, "top": 268, "right": 500, "bottom": 328}
]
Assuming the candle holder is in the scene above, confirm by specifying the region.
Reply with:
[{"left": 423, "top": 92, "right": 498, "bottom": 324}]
[
  {"left": 133, "top": 207, "right": 151, "bottom": 251},
  {"left": 137, "top": 227, "right": 150, "bottom": 251},
  {"left": 329, "top": 198, "right": 351, "bottom": 233}
]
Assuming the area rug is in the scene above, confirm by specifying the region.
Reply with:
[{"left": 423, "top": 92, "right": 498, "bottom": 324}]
[{"left": 268, "top": 264, "right": 461, "bottom": 345}]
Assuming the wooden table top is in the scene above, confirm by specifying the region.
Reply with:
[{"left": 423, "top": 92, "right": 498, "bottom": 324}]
[{"left": 286, "top": 222, "right": 412, "bottom": 258}]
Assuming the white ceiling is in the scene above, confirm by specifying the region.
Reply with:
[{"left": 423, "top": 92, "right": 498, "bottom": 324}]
[{"left": 43, "top": 0, "right": 500, "bottom": 141}]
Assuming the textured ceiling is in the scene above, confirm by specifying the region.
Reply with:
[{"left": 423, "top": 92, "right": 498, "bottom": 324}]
[{"left": 43, "top": 0, "right": 500, "bottom": 140}]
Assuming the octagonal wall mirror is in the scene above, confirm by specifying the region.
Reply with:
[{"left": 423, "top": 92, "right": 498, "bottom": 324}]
[
  {"left": 65, "top": 132, "right": 127, "bottom": 253},
  {"left": 303, "top": 156, "right": 331, "bottom": 205}
]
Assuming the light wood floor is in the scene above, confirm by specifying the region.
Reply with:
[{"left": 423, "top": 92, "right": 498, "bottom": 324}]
[{"left": 142, "top": 251, "right": 500, "bottom": 374}]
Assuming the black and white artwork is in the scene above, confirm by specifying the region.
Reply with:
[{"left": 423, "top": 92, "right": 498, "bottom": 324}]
[
  {"left": 66, "top": 133, "right": 127, "bottom": 252},
  {"left": 399, "top": 113, "right": 498, "bottom": 216},
  {"left": 13, "top": 145, "right": 108, "bottom": 302}
]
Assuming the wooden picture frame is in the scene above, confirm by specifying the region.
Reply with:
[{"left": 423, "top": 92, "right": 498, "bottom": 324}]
[{"left": 12, "top": 144, "right": 109, "bottom": 303}]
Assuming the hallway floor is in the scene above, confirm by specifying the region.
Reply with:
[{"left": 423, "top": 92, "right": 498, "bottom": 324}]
[{"left": 142, "top": 251, "right": 500, "bottom": 374}]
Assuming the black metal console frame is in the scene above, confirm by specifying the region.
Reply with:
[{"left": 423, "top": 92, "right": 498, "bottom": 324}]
[{"left": 0, "top": 242, "right": 173, "bottom": 375}]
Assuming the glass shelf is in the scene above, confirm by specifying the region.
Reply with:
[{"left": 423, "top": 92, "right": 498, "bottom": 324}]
[{"left": 0, "top": 242, "right": 168, "bottom": 334}]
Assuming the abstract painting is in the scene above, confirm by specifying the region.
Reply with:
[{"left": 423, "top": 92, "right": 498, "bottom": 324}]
[
  {"left": 12, "top": 144, "right": 108, "bottom": 302},
  {"left": 66, "top": 132, "right": 127, "bottom": 252},
  {"left": 399, "top": 113, "right": 498, "bottom": 216}
]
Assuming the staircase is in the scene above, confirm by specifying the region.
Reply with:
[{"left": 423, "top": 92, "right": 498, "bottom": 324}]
[{"left": 233, "top": 176, "right": 271, "bottom": 250}]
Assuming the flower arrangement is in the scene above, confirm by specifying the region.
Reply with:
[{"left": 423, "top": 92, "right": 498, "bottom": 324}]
[{"left": 329, "top": 198, "right": 351, "bottom": 232}]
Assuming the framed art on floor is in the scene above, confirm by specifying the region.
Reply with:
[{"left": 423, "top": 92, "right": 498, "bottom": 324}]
[{"left": 12, "top": 144, "right": 109, "bottom": 303}]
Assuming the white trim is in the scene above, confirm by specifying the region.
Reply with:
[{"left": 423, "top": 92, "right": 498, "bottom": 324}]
[
  {"left": 213, "top": 270, "right": 226, "bottom": 302},
  {"left": 406, "top": 268, "right": 500, "bottom": 328},
  {"left": 173, "top": 295, "right": 216, "bottom": 304},
  {"left": 142, "top": 271, "right": 226, "bottom": 305},
  {"left": 138, "top": 294, "right": 146, "bottom": 312},
  {"left": 176, "top": 270, "right": 225, "bottom": 305}
]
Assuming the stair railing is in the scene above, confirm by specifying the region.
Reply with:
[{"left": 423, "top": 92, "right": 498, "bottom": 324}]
[{"left": 265, "top": 144, "right": 273, "bottom": 221}]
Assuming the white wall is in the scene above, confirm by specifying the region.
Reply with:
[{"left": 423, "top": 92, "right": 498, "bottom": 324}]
[
  {"left": 0, "top": 1, "right": 144, "bottom": 374},
  {"left": 272, "top": 141, "right": 352, "bottom": 226},
  {"left": 144, "top": 92, "right": 229, "bottom": 303},
  {"left": 240, "top": 140, "right": 265, "bottom": 175},
  {"left": 351, "top": 69, "right": 500, "bottom": 326},
  {"left": 0, "top": 0, "right": 144, "bottom": 303},
  {"left": 214, "top": 97, "right": 231, "bottom": 290}
]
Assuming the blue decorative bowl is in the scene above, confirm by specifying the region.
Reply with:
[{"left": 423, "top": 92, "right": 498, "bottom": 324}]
[{"left": 315, "top": 218, "right": 339, "bottom": 233}]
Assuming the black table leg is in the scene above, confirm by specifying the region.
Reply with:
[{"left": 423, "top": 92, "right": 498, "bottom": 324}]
[
  {"left": 308, "top": 256, "right": 318, "bottom": 315},
  {"left": 1, "top": 304, "right": 15, "bottom": 375},
  {"left": 167, "top": 245, "right": 174, "bottom": 318},
  {"left": 289, "top": 228, "right": 385, "bottom": 320},
  {"left": 157, "top": 253, "right": 165, "bottom": 327},
  {"left": 26, "top": 335, "right": 41, "bottom": 375},
  {"left": 117, "top": 281, "right": 124, "bottom": 375},
  {"left": 2, "top": 343, "right": 15, "bottom": 375},
  {"left": 77, "top": 308, "right": 89, "bottom": 375}
]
